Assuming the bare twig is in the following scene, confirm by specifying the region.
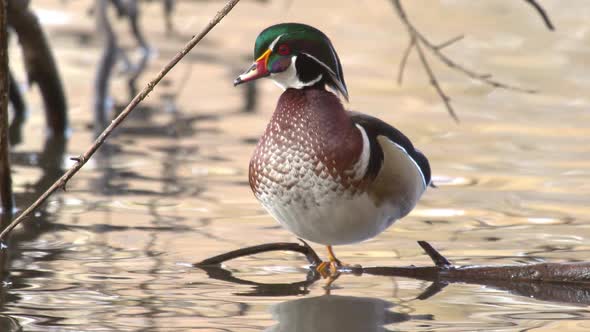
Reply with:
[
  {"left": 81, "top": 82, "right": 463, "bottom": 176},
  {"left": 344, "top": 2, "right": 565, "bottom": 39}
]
[
  {"left": 390, "top": 0, "right": 549, "bottom": 120},
  {"left": 0, "top": 0, "right": 242, "bottom": 241},
  {"left": 414, "top": 41, "right": 459, "bottom": 122},
  {"left": 417, "top": 240, "right": 451, "bottom": 267},
  {"left": 392, "top": 0, "right": 536, "bottom": 92},
  {"left": 524, "top": 0, "right": 555, "bottom": 30},
  {"left": 397, "top": 36, "right": 415, "bottom": 85},
  {"left": 435, "top": 34, "right": 464, "bottom": 50},
  {"left": 398, "top": 34, "right": 463, "bottom": 85}
]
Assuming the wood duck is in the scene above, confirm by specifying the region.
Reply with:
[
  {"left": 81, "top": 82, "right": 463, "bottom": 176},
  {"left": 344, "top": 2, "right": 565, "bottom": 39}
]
[{"left": 234, "top": 23, "right": 431, "bottom": 276}]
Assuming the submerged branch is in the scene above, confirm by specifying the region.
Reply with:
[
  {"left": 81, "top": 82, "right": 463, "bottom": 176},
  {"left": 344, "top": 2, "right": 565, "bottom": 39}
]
[
  {"left": 196, "top": 240, "right": 322, "bottom": 266},
  {"left": 416, "top": 241, "right": 451, "bottom": 267},
  {"left": 0, "top": 0, "right": 242, "bottom": 241},
  {"left": 196, "top": 241, "right": 590, "bottom": 304},
  {"left": 196, "top": 240, "right": 590, "bottom": 285}
]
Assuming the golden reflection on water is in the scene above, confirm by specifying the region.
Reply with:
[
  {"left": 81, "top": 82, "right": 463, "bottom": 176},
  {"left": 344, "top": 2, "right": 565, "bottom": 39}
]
[{"left": 4, "top": 0, "right": 590, "bottom": 331}]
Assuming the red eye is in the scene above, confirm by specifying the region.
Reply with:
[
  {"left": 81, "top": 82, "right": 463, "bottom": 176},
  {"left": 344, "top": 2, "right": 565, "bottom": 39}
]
[{"left": 277, "top": 44, "right": 291, "bottom": 56}]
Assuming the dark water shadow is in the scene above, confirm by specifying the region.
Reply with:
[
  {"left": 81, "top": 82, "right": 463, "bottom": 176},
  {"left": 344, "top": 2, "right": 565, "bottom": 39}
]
[
  {"left": 0, "top": 314, "right": 22, "bottom": 332},
  {"left": 198, "top": 265, "right": 320, "bottom": 297},
  {"left": 8, "top": 135, "right": 68, "bottom": 243},
  {"left": 0, "top": 135, "right": 69, "bottom": 330}
]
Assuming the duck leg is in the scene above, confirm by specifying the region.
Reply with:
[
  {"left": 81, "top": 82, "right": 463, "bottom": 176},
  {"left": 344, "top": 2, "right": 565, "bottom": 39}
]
[{"left": 315, "top": 245, "right": 343, "bottom": 278}]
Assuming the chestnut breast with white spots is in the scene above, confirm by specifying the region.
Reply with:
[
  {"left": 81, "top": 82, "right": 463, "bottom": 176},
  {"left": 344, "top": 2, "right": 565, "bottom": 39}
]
[
  {"left": 249, "top": 88, "right": 393, "bottom": 245},
  {"left": 250, "top": 88, "right": 364, "bottom": 198}
]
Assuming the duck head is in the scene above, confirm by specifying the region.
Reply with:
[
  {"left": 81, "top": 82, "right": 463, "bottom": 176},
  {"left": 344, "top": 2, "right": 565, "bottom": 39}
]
[{"left": 234, "top": 23, "right": 349, "bottom": 101}]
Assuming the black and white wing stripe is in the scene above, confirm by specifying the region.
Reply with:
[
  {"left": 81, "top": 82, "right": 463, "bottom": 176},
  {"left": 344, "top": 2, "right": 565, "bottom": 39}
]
[{"left": 350, "top": 112, "right": 432, "bottom": 187}]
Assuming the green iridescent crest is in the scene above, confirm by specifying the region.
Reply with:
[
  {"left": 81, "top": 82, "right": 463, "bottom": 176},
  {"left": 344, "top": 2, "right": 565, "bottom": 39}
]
[
  {"left": 254, "top": 23, "right": 327, "bottom": 58},
  {"left": 254, "top": 23, "right": 348, "bottom": 99}
]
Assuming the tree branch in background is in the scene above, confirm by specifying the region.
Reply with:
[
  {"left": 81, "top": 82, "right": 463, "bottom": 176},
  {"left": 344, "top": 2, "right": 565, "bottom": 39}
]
[
  {"left": 7, "top": 69, "right": 26, "bottom": 144},
  {"left": 7, "top": 0, "right": 68, "bottom": 137},
  {"left": 94, "top": 0, "right": 118, "bottom": 125},
  {"left": 396, "top": 35, "right": 415, "bottom": 85},
  {"left": 163, "top": 0, "right": 176, "bottom": 34},
  {"left": 121, "top": 0, "right": 151, "bottom": 98},
  {"left": 397, "top": 34, "right": 462, "bottom": 86},
  {"left": 95, "top": 0, "right": 152, "bottom": 127},
  {"left": 390, "top": 0, "right": 554, "bottom": 121},
  {"left": 434, "top": 34, "right": 464, "bottom": 50},
  {"left": 0, "top": 0, "right": 13, "bottom": 223},
  {"left": 413, "top": 40, "right": 458, "bottom": 122},
  {"left": 0, "top": 0, "right": 10, "bottom": 300},
  {"left": 0, "top": 0, "right": 242, "bottom": 241},
  {"left": 524, "top": 0, "right": 555, "bottom": 30}
]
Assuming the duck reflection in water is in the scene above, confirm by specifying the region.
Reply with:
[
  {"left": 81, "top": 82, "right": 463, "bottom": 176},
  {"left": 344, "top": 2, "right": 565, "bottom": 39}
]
[
  {"left": 196, "top": 265, "right": 432, "bottom": 331},
  {"left": 266, "top": 294, "right": 432, "bottom": 332}
]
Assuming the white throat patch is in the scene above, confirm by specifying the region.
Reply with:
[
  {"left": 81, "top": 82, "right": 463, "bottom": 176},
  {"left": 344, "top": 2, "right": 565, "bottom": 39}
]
[{"left": 270, "top": 56, "right": 323, "bottom": 90}]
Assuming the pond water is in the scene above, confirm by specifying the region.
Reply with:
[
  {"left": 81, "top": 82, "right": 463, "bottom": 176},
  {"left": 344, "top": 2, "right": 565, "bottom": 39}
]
[{"left": 4, "top": 0, "right": 590, "bottom": 331}]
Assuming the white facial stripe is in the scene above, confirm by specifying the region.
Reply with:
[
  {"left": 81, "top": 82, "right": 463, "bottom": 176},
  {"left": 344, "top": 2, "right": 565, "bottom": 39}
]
[
  {"left": 270, "top": 55, "right": 322, "bottom": 90},
  {"left": 301, "top": 52, "right": 348, "bottom": 98},
  {"left": 301, "top": 52, "right": 336, "bottom": 77},
  {"left": 268, "top": 34, "right": 284, "bottom": 52}
]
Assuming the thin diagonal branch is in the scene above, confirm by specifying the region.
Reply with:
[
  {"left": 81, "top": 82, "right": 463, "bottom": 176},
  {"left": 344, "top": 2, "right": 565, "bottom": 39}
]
[
  {"left": 414, "top": 40, "right": 459, "bottom": 122},
  {"left": 524, "top": 0, "right": 555, "bottom": 30},
  {"left": 0, "top": 0, "right": 242, "bottom": 241},
  {"left": 392, "top": 0, "right": 536, "bottom": 93},
  {"left": 391, "top": 0, "right": 550, "bottom": 120},
  {"left": 397, "top": 36, "right": 415, "bottom": 85},
  {"left": 398, "top": 34, "right": 463, "bottom": 86},
  {"left": 435, "top": 34, "right": 464, "bottom": 50}
]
